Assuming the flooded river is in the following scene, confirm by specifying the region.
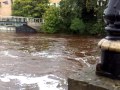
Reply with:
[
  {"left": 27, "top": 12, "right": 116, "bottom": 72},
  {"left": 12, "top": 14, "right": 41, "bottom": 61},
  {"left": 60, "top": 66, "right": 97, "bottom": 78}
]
[{"left": 0, "top": 33, "right": 100, "bottom": 90}]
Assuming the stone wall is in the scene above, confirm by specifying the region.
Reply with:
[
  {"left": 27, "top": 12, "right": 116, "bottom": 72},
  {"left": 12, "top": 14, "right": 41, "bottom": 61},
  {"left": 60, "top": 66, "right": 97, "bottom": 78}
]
[
  {"left": 68, "top": 66, "right": 120, "bottom": 90},
  {"left": 16, "top": 24, "right": 37, "bottom": 33}
]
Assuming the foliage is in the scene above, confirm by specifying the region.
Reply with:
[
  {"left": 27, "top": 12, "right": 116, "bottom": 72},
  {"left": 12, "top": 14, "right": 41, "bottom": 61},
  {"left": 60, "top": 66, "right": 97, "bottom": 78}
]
[
  {"left": 12, "top": 0, "right": 109, "bottom": 35},
  {"left": 70, "top": 18, "right": 85, "bottom": 34},
  {"left": 59, "top": 0, "right": 97, "bottom": 33},
  {"left": 41, "top": 0, "right": 108, "bottom": 35},
  {"left": 89, "top": 20, "right": 105, "bottom": 35},
  {"left": 42, "top": 6, "right": 60, "bottom": 33},
  {"left": 59, "top": 0, "right": 82, "bottom": 31},
  {"left": 12, "top": 0, "right": 49, "bottom": 18}
]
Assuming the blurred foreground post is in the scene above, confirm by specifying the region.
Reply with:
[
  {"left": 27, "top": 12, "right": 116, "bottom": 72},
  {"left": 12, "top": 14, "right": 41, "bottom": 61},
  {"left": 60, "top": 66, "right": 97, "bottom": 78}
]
[{"left": 96, "top": 0, "right": 120, "bottom": 79}]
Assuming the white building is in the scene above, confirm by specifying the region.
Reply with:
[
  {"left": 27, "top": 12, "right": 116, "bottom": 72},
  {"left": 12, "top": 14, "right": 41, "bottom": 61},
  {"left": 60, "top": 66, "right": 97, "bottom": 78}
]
[
  {"left": 49, "top": 0, "right": 61, "bottom": 6},
  {"left": 0, "top": 0, "right": 12, "bottom": 16}
]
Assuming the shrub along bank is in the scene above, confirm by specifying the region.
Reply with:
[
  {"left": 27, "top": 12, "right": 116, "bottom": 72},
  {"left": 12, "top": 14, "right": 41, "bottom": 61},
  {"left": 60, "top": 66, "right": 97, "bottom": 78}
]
[{"left": 13, "top": 0, "right": 108, "bottom": 36}]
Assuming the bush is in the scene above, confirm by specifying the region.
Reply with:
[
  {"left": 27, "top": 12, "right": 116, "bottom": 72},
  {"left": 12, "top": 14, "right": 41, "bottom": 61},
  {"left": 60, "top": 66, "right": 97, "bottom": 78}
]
[
  {"left": 89, "top": 20, "right": 105, "bottom": 35},
  {"left": 42, "top": 6, "right": 60, "bottom": 33},
  {"left": 70, "top": 18, "right": 85, "bottom": 34}
]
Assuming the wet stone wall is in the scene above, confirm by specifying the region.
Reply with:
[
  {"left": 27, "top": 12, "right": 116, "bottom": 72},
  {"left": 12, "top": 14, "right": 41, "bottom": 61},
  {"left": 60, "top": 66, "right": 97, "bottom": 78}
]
[
  {"left": 16, "top": 24, "right": 37, "bottom": 33},
  {"left": 68, "top": 66, "right": 120, "bottom": 90}
]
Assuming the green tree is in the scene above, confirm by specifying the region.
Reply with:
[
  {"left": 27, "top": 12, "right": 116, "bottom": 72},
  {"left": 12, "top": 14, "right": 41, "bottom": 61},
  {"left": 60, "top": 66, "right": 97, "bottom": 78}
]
[
  {"left": 59, "top": 0, "right": 108, "bottom": 35},
  {"left": 59, "top": 0, "right": 82, "bottom": 31},
  {"left": 12, "top": 0, "right": 49, "bottom": 18},
  {"left": 70, "top": 18, "right": 85, "bottom": 34},
  {"left": 89, "top": 20, "right": 105, "bottom": 35},
  {"left": 42, "top": 6, "right": 60, "bottom": 33}
]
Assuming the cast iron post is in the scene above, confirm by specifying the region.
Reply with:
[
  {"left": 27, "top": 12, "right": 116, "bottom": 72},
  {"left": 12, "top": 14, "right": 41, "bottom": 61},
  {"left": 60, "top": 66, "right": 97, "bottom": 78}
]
[{"left": 96, "top": 0, "right": 120, "bottom": 79}]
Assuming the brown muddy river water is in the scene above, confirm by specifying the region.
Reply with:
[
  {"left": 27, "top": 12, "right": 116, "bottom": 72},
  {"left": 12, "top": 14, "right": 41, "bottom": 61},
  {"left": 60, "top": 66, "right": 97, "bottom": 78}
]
[{"left": 0, "top": 33, "right": 100, "bottom": 90}]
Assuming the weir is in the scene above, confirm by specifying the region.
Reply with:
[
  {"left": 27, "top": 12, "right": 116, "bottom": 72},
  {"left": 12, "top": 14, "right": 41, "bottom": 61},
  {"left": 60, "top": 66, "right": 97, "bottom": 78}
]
[{"left": 0, "top": 16, "right": 43, "bottom": 32}]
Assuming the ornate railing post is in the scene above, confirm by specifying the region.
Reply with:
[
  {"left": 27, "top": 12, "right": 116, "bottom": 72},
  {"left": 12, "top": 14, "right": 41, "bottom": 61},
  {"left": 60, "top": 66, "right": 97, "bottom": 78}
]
[{"left": 96, "top": 0, "right": 120, "bottom": 79}]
